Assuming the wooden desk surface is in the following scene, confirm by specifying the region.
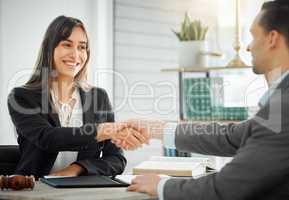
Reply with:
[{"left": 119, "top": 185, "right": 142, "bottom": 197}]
[{"left": 0, "top": 181, "right": 155, "bottom": 200}]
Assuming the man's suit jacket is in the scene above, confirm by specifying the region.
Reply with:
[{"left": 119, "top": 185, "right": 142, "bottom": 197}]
[
  {"left": 164, "top": 74, "right": 289, "bottom": 200},
  {"left": 7, "top": 86, "right": 126, "bottom": 179}
]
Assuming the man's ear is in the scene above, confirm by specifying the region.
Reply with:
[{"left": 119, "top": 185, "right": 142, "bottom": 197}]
[{"left": 268, "top": 30, "right": 280, "bottom": 49}]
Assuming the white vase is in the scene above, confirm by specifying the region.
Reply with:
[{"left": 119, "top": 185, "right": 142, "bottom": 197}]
[{"left": 178, "top": 41, "right": 208, "bottom": 67}]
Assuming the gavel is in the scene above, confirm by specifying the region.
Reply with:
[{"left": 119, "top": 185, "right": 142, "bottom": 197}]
[{"left": 0, "top": 175, "right": 35, "bottom": 190}]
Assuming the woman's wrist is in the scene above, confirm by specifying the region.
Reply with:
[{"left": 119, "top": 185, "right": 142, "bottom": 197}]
[{"left": 96, "top": 123, "right": 113, "bottom": 142}]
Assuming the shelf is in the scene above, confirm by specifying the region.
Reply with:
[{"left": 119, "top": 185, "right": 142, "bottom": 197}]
[
  {"left": 165, "top": 66, "right": 252, "bottom": 121},
  {"left": 161, "top": 66, "right": 252, "bottom": 73}
]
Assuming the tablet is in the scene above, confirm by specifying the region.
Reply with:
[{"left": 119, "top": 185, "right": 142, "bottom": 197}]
[{"left": 40, "top": 175, "right": 129, "bottom": 188}]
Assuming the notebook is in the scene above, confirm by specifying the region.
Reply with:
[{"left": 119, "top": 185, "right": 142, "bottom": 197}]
[{"left": 40, "top": 175, "right": 129, "bottom": 188}]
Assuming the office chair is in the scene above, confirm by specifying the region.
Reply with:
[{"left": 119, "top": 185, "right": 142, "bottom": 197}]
[{"left": 0, "top": 145, "right": 20, "bottom": 175}]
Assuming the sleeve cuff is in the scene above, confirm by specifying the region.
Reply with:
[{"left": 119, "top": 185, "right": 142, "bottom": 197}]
[
  {"left": 157, "top": 177, "right": 171, "bottom": 200},
  {"left": 163, "top": 123, "right": 177, "bottom": 149}
]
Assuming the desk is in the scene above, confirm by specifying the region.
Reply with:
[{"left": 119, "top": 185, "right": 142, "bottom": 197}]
[{"left": 0, "top": 181, "right": 156, "bottom": 200}]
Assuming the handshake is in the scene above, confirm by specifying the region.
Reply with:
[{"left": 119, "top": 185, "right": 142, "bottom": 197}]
[{"left": 96, "top": 119, "right": 166, "bottom": 150}]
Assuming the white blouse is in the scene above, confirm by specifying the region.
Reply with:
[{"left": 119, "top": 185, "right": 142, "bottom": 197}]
[{"left": 50, "top": 87, "right": 83, "bottom": 173}]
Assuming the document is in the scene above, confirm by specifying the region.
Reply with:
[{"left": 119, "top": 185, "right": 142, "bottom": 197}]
[{"left": 115, "top": 174, "right": 170, "bottom": 184}]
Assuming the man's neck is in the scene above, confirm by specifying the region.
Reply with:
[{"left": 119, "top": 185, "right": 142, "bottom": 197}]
[{"left": 264, "top": 66, "right": 289, "bottom": 87}]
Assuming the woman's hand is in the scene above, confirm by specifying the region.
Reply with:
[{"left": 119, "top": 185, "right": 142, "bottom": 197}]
[
  {"left": 111, "top": 119, "right": 165, "bottom": 150},
  {"left": 96, "top": 120, "right": 150, "bottom": 150},
  {"left": 49, "top": 164, "right": 84, "bottom": 177},
  {"left": 96, "top": 122, "right": 128, "bottom": 142},
  {"left": 111, "top": 127, "right": 147, "bottom": 150}
]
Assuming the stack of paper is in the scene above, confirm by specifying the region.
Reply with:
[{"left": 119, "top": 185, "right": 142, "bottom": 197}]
[
  {"left": 132, "top": 156, "right": 211, "bottom": 177},
  {"left": 115, "top": 174, "right": 170, "bottom": 184}
]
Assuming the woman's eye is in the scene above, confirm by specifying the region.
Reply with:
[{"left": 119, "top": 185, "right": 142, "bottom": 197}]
[
  {"left": 62, "top": 43, "right": 71, "bottom": 48},
  {"left": 78, "top": 45, "right": 87, "bottom": 51}
]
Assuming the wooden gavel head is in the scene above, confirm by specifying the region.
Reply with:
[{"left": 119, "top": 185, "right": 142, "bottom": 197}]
[{"left": 0, "top": 175, "right": 35, "bottom": 190}]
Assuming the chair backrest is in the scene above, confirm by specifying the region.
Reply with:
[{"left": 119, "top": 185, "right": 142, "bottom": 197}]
[{"left": 0, "top": 145, "right": 20, "bottom": 175}]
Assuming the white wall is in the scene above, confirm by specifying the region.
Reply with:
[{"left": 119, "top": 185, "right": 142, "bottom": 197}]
[
  {"left": 113, "top": 0, "right": 220, "bottom": 122},
  {"left": 0, "top": 0, "right": 114, "bottom": 144},
  {"left": 90, "top": 0, "right": 114, "bottom": 103}
]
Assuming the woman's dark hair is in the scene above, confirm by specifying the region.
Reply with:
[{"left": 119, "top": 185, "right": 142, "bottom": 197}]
[
  {"left": 260, "top": 0, "right": 289, "bottom": 47},
  {"left": 24, "top": 15, "right": 90, "bottom": 89}
]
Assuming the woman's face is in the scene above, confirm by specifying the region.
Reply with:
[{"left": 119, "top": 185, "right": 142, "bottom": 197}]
[{"left": 53, "top": 26, "right": 88, "bottom": 80}]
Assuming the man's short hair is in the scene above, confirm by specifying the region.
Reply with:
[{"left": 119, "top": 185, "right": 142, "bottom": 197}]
[{"left": 260, "top": 0, "right": 289, "bottom": 48}]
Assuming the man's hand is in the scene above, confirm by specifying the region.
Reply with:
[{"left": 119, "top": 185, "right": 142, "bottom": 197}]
[
  {"left": 128, "top": 119, "right": 166, "bottom": 140},
  {"left": 96, "top": 122, "right": 149, "bottom": 150},
  {"left": 127, "top": 174, "right": 161, "bottom": 197},
  {"left": 112, "top": 119, "right": 166, "bottom": 150},
  {"left": 111, "top": 127, "right": 148, "bottom": 150},
  {"left": 48, "top": 164, "right": 84, "bottom": 177},
  {"left": 97, "top": 120, "right": 166, "bottom": 151}
]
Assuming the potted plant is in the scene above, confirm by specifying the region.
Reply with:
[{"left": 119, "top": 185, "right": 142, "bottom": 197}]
[{"left": 173, "top": 13, "right": 209, "bottom": 67}]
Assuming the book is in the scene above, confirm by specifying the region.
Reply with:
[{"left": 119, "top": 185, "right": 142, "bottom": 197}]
[{"left": 132, "top": 156, "right": 211, "bottom": 177}]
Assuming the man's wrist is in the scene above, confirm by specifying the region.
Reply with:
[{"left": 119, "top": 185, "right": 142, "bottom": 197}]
[
  {"left": 157, "top": 177, "right": 170, "bottom": 200},
  {"left": 151, "top": 122, "right": 166, "bottom": 140},
  {"left": 162, "top": 122, "right": 177, "bottom": 148}
]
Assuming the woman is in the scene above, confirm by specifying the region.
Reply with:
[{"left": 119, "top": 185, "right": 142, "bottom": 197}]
[{"left": 7, "top": 16, "right": 143, "bottom": 179}]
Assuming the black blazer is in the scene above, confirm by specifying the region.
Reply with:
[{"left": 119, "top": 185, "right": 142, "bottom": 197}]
[{"left": 7, "top": 86, "right": 126, "bottom": 179}]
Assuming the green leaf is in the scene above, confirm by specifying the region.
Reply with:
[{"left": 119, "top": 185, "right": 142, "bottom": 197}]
[
  {"left": 172, "top": 29, "right": 183, "bottom": 40},
  {"left": 172, "top": 13, "right": 209, "bottom": 41},
  {"left": 201, "top": 27, "right": 209, "bottom": 40},
  {"left": 189, "top": 23, "right": 195, "bottom": 40}
]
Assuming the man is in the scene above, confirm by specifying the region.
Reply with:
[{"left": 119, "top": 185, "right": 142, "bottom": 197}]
[{"left": 114, "top": 0, "right": 289, "bottom": 199}]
